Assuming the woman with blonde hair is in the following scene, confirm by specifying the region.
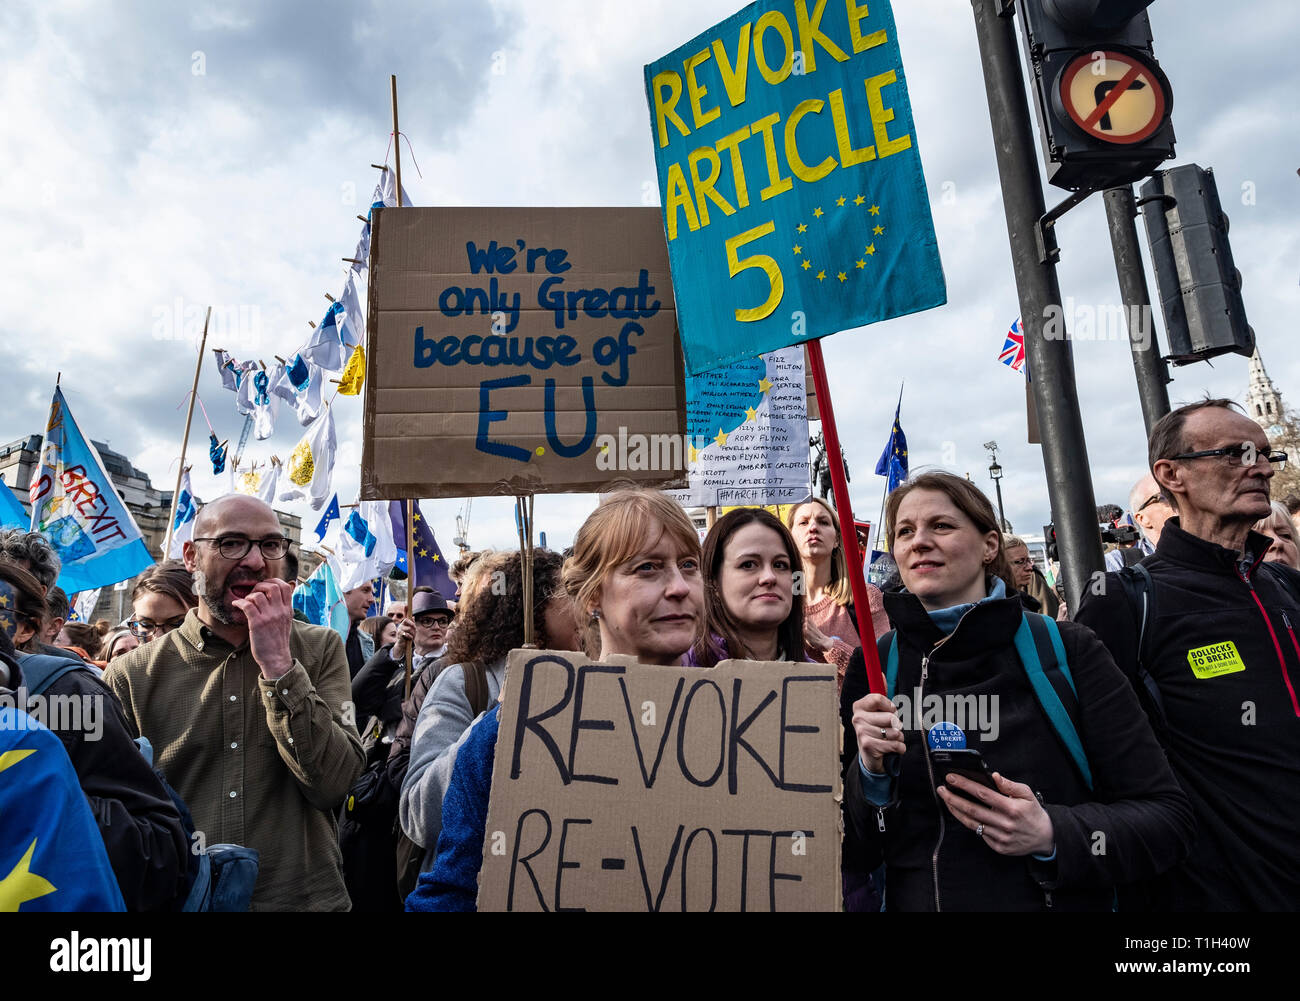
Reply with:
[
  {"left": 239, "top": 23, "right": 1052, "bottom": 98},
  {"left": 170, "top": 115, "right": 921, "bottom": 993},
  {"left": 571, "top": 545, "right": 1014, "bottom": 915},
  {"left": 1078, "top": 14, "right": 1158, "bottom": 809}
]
[
  {"left": 786, "top": 497, "right": 888, "bottom": 684},
  {"left": 1254, "top": 500, "right": 1300, "bottom": 569},
  {"left": 407, "top": 488, "right": 704, "bottom": 911}
]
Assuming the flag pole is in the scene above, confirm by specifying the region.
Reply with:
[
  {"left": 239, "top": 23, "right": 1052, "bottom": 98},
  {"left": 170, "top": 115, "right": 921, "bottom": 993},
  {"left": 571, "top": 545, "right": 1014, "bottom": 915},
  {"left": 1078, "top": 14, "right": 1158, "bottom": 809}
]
[
  {"left": 871, "top": 383, "right": 904, "bottom": 555},
  {"left": 391, "top": 73, "right": 416, "bottom": 701},
  {"left": 164, "top": 306, "right": 211, "bottom": 560},
  {"left": 805, "top": 338, "right": 885, "bottom": 695}
]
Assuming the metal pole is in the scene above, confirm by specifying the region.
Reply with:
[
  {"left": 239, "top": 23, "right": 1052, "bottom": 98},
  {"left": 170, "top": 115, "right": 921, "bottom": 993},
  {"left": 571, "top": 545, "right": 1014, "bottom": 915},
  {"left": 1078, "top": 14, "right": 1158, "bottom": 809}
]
[
  {"left": 993, "top": 475, "right": 1007, "bottom": 532},
  {"left": 971, "top": 0, "right": 1102, "bottom": 611},
  {"left": 1104, "top": 185, "right": 1172, "bottom": 437}
]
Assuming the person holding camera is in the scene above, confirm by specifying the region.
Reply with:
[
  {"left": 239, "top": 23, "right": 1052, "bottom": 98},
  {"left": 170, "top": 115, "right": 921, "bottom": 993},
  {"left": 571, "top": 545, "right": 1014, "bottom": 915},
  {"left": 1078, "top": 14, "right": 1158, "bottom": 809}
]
[{"left": 843, "top": 472, "right": 1192, "bottom": 911}]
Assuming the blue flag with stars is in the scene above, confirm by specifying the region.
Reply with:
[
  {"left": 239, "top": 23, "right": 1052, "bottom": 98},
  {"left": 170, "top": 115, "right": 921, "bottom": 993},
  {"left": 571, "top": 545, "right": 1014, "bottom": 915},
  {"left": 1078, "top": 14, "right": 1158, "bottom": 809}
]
[
  {"left": 314, "top": 494, "right": 341, "bottom": 542},
  {"left": 0, "top": 709, "right": 126, "bottom": 911},
  {"left": 644, "top": 0, "right": 945, "bottom": 375},
  {"left": 875, "top": 396, "right": 908, "bottom": 494},
  {"left": 389, "top": 501, "right": 456, "bottom": 598}
]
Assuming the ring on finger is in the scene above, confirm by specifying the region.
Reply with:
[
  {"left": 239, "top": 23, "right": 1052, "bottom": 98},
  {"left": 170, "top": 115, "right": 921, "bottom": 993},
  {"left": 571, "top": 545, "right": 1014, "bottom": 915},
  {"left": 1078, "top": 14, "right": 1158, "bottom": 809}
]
[
  {"left": 975, "top": 823, "right": 985, "bottom": 838},
  {"left": 880, "top": 728, "right": 888, "bottom": 740}
]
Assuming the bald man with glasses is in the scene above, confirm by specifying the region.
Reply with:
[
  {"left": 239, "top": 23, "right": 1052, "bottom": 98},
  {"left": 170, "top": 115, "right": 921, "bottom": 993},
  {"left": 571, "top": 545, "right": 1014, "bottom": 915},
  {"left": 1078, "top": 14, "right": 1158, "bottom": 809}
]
[{"left": 106, "top": 494, "right": 364, "bottom": 911}]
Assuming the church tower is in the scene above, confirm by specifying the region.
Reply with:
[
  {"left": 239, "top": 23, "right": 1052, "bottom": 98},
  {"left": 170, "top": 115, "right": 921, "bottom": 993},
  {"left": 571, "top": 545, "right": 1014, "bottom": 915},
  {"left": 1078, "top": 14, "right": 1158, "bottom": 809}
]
[{"left": 1246, "top": 346, "right": 1286, "bottom": 435}]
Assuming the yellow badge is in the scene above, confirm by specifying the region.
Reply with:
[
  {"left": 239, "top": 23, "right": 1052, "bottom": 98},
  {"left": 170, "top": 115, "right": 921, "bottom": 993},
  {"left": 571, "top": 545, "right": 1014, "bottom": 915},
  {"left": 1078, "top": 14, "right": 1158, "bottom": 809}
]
[{"left": 1187, "top": 640, "right": 1246, "bottom": 679}]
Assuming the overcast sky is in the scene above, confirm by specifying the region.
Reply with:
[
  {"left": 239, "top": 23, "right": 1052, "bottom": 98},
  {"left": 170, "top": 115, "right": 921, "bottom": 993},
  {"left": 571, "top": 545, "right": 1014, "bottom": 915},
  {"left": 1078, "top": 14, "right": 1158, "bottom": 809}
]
[{"left": 2, "top": 0, "right": 1297, "bottom": 555}]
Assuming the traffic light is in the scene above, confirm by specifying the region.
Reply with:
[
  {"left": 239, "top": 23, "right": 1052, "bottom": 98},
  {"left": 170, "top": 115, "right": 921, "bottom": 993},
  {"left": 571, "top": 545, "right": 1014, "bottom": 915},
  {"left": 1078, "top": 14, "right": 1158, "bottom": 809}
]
[
  {"left": 1139, "top": 164, "right": 1254, "bottom": 365},
  {"left": 1017, "top": 0, "right": 1176, "bottom": 191}
]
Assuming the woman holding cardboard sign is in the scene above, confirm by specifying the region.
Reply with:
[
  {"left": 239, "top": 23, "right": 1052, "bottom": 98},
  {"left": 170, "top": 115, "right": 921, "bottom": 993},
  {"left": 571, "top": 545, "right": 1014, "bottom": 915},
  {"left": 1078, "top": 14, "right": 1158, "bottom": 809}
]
[
  {"left": 842, "top": 472, "right": 1193, "bottom": 911},
  {"left": 689, "top": 508, "right": 807, "bottom": 667},
  {"left": 406, "top": 488, "right": 705, "bottom": 911}
]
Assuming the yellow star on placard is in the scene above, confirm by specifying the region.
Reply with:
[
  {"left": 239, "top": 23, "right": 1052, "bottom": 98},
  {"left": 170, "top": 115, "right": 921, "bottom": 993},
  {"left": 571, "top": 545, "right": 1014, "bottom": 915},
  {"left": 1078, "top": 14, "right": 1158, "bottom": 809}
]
[
  {"left": 813, "top": 207, "right": 823, "bottom": 218},
  {"left": 856, "top": 259, "right": 867, "bottom": 269},
  {"left": 0, "top": 840, "right": 56, "bottom": 912},
  {"left": 801, "top": 259, "right": 812, "bottom": 270},
  {"left": 854, "top": 195, "right": 866, "bottom": 206},
  {"left": 796, "top": 223, "right": 807, "bottom": 233},
  {"left": 869, "top": 204, "right": 881, "bottom": 216},
  {"left": 715, "top": 429, "right": 729, "bottom": 448},
  {"left": 865, "top": 244, "right": 876, "bottom": 256},
  {"left": 816, "top": 270, "right": 826, "bottom": 281},
  {"left": 874, "top": 224, "right": 885, "bottom": 235},
  {"left": 792, "top": 244, "right": 802, "bottom": 255},
  {"left": 836, "top": 196, "right": 846, "bottom": 207},
  {"left": 688, "top": 444, "right": 698, "bottom": 464},
  {"left": 745, "top": 406, "right": 758, "bottom": 421},
  {"left": 0, "top": 595, "right": 8, "bottom": 607},
  {"left": 759, "top": 376, "right": 773, "bottom": 394},
  {"left": 837, "top": 272, "right": 848, "bottom": 282}
]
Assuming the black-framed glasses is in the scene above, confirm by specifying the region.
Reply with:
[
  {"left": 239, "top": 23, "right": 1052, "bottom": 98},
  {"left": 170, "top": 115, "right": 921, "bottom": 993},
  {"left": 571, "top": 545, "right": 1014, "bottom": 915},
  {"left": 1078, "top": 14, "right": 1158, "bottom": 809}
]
[
  {"left": 413, "top": 614, "right": 451, "bottom": 629},
  {"left": 194, "top": 536, "right": 291, "bottom": 560},
  {"left": 1170, "top": 446, "right": 1287, "bottom": 470},
  {"left": 127, "top": 614, "right": 188, "bottom": 637},
  {"left": 1009, "top": 557, "right": 1034, "bottom": 568},
  {"left": 1135, "top": 493, "right": 1163, "bottom": 513}
]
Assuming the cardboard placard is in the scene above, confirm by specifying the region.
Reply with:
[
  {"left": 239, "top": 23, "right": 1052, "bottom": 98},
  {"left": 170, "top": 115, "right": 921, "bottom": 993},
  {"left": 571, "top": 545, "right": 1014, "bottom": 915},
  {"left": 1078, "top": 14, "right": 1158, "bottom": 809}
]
[
  {"left": 644, "top": 0, "right": 946, "bottom": 375},
  {"left": 477, "top": 650, "right": 841, "bottom": 912},
  {"left": 361, "top": 208, "right": 689, "bottom": 499}
]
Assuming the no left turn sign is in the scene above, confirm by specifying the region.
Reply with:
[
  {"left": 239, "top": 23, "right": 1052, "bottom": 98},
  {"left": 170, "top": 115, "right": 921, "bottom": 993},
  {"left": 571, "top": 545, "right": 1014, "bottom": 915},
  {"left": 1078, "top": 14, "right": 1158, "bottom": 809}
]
[{"left": 1057, "top": 49, "right": 1170, "bottom": 145}]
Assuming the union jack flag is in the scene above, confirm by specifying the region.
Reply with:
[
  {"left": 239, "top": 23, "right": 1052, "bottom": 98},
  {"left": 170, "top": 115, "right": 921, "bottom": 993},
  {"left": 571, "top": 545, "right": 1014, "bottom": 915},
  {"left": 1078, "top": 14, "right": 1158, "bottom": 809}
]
[{"left": 999, "top": 317, "right": 1026, "bottom": 372}]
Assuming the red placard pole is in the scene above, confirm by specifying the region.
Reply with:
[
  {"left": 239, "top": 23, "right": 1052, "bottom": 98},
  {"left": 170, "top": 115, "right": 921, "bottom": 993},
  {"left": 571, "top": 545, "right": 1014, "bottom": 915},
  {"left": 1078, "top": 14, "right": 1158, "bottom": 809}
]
[{"left": 805, "top": 338, "right": 886, "bottom": 696}]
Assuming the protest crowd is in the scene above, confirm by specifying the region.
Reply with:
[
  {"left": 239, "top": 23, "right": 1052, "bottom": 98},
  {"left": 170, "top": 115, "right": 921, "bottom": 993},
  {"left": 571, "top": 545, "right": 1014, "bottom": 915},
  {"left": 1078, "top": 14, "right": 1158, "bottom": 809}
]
[
  {"left": 2, "top": 0, "right": 1293, "bottom": 925},
  {"left": 3, "top": 395, "right": 1298, "bottom": 913}
]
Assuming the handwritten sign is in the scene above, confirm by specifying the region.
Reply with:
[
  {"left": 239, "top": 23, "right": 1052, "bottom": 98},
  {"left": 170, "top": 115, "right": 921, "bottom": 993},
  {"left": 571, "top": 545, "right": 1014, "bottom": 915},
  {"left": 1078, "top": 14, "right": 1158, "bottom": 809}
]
[
  {"left": 644, "top": 0, "right": 946, "bottom": 374},
  {"left": 361, "top": 208, "right": 689, "bottom": 499},
  {"left": 477, "top": 651, "right": 841, "bottom": 912},
  {"left": 670, "top": 346, "right": 811, "bottom": 507}
]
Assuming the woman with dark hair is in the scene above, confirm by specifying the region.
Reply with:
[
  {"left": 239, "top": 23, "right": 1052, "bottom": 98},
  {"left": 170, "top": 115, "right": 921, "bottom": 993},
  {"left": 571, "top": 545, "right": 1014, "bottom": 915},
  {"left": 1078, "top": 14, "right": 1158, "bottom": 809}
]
[
  {"left": 400, "top": 550, "right": 581, "bottom": 870},
  {"left": 408, "top": 489, "right": 704, "bottom": 911},
  {"left": 359, "top": 614, "right": 398, "bottom": 649},
  {"left": 691, "top": 507, "right": 805, "bottom": 667},
  {"left": 841, "top": 471, "right": 1194, "bottom": 911},
  {"left": 128, "top": 560, "right": 196, "bottom": 644}
]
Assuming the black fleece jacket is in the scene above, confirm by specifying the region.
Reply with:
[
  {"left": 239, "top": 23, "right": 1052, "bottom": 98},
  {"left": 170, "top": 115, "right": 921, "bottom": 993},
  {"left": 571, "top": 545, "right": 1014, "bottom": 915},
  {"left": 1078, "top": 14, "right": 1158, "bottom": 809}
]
[
  {"left": 842, "top": 589, "right": 1194, "bottom": 912},
  {"left": 1076, "top": 519, "right": 1300, "bottom": 910}
]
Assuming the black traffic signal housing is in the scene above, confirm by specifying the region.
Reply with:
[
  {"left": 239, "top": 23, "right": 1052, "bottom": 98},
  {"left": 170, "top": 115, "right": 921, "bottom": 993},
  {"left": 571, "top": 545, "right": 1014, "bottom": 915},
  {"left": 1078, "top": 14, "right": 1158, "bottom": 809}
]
[
  {"left": 1139, "top": 164, "right": 1254, "bottom": 365},
  {"left": 1017, "top": 0, "right": 1176, "bottom": 191}
]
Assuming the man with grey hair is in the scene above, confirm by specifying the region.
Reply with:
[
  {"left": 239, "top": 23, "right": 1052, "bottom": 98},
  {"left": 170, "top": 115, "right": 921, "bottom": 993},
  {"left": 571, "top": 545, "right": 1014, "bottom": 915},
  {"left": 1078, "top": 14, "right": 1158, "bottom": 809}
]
[
  {"left": 105, "top": 493, "right": 364, "bottom": 910},
  {"left": 1102, "top": 473, "right": 1176, "bottom": 572},
  {"left": 1077, "top": 398, "right": 1300, "bottom": 910},
  {"left": 0, "top": 528, "right": 61, "bottom": 591}
]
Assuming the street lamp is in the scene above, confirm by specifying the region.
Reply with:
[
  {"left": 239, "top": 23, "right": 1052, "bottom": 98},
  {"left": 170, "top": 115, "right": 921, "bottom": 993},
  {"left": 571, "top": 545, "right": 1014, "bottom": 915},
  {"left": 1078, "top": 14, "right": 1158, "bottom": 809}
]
[{"left": 984, "top": 441, "right": 1008, "bottom": 532}]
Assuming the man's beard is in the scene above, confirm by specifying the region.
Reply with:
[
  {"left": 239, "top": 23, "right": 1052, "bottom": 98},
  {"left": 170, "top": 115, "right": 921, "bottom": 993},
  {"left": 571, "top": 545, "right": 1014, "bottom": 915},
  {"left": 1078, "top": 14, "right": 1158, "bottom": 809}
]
[{"left": 200, "top": 570, "right": 265, "bottom": 626}]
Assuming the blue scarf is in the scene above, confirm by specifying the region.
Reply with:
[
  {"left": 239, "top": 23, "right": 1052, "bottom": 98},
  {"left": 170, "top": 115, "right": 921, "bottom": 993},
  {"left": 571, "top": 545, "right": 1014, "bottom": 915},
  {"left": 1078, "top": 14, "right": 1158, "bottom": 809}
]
[{"left": 924, "top": 576, "right": 1008, "bottom": 635}]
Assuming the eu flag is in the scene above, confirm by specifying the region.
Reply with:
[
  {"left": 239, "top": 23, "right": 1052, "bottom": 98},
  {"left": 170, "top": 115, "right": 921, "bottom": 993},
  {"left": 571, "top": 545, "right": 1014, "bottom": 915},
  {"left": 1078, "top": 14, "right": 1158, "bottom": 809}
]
[
  {"left": 389, "top": 501, "right": 456, "bottom": 598},
  {"left": 875, "top": 399, "right": 909, "bottom": 495},
  {"left": 0, "top": 708, "right": 126, "bottom": 911}
]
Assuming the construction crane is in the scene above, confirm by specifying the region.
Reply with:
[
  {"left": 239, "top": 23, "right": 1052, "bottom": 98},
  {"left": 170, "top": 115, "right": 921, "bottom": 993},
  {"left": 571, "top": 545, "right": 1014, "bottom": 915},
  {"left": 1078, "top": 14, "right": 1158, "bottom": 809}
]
[{"left": 452, "top": 497, "right": 472, "bottom": 554}]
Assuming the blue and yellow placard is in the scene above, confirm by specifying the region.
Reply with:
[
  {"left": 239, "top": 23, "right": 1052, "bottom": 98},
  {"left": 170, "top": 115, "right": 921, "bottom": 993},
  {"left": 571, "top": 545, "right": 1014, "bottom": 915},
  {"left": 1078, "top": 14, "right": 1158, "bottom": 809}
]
[{"left": 644, "top": 0, "right": 946, "bottom": 375}]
